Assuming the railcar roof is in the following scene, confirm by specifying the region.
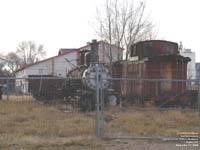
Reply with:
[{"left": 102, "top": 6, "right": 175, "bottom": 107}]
[{"left": 135, "top": 40, "right": 178, "bottom": 45}]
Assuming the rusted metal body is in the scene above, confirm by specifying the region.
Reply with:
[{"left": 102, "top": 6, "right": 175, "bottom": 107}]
[
  {"left": 26, "top": 40, "right": 196, "bottom": 108},
  {"left": 28, "top": 75, "right": 65, "bottom": 100},
  {"left": 113, "top": 40, "right": 193, "bottom": 107}
]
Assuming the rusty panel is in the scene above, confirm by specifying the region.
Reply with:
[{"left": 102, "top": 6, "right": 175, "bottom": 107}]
[
  {"left": 121, "top": 62, "right": 146, "bottom": 97},
  {"left": 118, "top": 55, "right": 189, "bottom": 104},
  {"left": 28, "top": 75, "right": 65, "bottom": 100},
  {"left": 144, "top": 62, "right": 161, "bottom": 100},
  {"left": 171, "top": 60, "right": 187, "bottom": 93},
  {"left": 120, "top": 62, "right": 128, "bottom": 96},
  {"left": 145, "top": 62, "right": 160, "bottom": 78},
  {"left": 160, "top": 62, "right": 172, "bottom": 91},
  {"left": 112, "top": 62, "right": 123, "bottom": 94}
]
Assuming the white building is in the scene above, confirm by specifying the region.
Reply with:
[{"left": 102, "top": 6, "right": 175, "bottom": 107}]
[
  {"left": 180, "top": 48, "right": 196, "bottom": 80},
  {"left": 15, "top": 49, "right": 78, "bottom": 93}
]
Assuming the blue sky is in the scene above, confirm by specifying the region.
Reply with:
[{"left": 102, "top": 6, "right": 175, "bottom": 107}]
[{"left": 0, "top": 0, "right": 199, "bottom": 61}]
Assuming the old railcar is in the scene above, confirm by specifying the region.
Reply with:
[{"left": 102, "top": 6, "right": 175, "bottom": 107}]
[
  {"left": 120, "top": 40, "right": 193, "bottom": 107},
  {"left": 28, "top": 75, "right": 65, "bottom": 101}
]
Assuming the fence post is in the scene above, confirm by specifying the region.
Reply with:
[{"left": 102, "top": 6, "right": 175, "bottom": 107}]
[
  {"left": 198, "top": 80, "right": 200, "bottom": 128},
  {"left": 6, "top": 78, "right": 9, "bottom": 101},
  {"left": 95, "top": 64, "right": 102, "bottom": 137}
]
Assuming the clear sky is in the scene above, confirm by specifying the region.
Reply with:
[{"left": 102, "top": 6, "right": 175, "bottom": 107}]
[{"left": 0, "top": 0, "right": 199, "bottom": 61}]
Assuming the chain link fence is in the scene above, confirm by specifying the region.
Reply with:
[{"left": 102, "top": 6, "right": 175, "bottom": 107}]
[
  {"left": 0, "top": 77, "right": 97, "bottom": 146},
  {"left": 99, "top": 77, "right": 200, "bottom": 140},
  {"left": 0, "top": 76, "right": 199, "bottom": 142}
]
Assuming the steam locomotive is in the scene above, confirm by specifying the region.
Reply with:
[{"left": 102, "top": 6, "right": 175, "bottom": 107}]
[
  {"left": 29, "top": 40, "right": 198, "bottom": 109},
  {"left": 62, "top": 40, "right": 120, "bottom": 110}
]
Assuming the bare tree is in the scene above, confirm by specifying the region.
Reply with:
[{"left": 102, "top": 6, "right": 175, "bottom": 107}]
[
  {"left": 0, "top": 60, "right": 11, "bottom": 77},
  {"left": 16, "top": 41, "right": 46, "bottom": 65},
  {"left": 6, "top": 52, "right": 21, "bottom": 74},
  {"left": 95, "top": 0, "right": 156, "bottom": 60}
]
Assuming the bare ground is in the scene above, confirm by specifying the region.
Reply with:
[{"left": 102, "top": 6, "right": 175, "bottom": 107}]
[{"left": 1, "top": 139, "right": 199, "bottom": 150}]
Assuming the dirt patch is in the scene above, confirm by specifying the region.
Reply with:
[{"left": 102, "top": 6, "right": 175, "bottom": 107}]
[{"left": 1, "top": 139, "right": 199, "bottom": 150}]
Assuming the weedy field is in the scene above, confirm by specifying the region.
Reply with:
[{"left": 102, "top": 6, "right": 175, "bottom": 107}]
[
  {"left": 103, "top": 107, "right": 200, "bottom": 137},
  {"left": 0, "top": 96, "right": 199, "bottom": 149}
]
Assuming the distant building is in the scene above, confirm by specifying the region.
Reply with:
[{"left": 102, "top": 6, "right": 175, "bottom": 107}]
[
  {"left": 179, "top": 47, "right": 196, "bottom": 79},
  {"left": 15, "top": 49, "right": 78, "bottom": 93},
  {"left": 196, "top": 63, "right": 200, "bottom": 79}
]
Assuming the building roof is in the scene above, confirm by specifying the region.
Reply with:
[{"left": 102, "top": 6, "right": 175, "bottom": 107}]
[
  {"left": 0, "top": 57, "right": 11, "bottom": 62},
  {"left": 15, "top": 49, "right": 77, "bottom": 73}
]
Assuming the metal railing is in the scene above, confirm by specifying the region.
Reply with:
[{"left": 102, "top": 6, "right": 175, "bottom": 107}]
[{"left": 96, "top": 77, "right": 200, "bottom": 139}]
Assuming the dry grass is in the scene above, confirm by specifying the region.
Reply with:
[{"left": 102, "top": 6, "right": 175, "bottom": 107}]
[
  {"left": 2, "top": 94, "right": 33, "bottom": 101},
  {"left": 0, "top": 97, "right": 200, "bottom": 148},
  {"left": 0, "top": 99, "right": 96, "bottom": 147},
  {"left": 104, "top": 108, "right": 200, "bottom": 136}
]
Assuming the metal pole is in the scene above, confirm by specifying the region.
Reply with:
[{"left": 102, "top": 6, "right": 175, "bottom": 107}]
[
  {"left": 95, "top": 64, "right": 101, "bottom": 137},
  {"left": 6, "top": 78, "right": 9, "bottom": 101},
  {"left": 198, "top": 80, "right": 200, "bottom": 128},
  {"left": 39, "top": 75, "right": 43, "bottom": 96},
  {"left": 100, "top": 87, "right": 104, "bottom": 136}
]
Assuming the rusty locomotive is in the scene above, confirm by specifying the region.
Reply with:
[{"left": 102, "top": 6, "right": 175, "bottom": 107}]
[
  {"left": 62, "top": 40, "right": 120, "bottom": 110},
  {"left": 29, "top": 40, "right": 197, "bottom": 109},
  {"left": 60, "top": 40, "right": 197, "bottom": 108}
]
